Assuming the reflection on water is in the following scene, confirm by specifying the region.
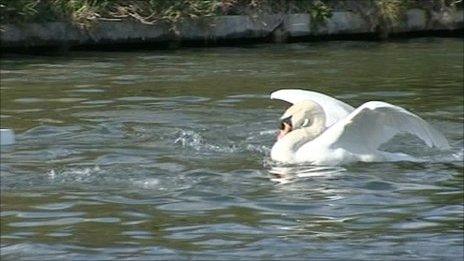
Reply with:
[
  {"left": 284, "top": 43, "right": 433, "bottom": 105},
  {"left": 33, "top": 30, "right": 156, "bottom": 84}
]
[
  {"left": 1, "top": 38, "right": 463, "bottom": 260},
  {"left": 268, "top": 165, "right": 346, "bottom": 184}
]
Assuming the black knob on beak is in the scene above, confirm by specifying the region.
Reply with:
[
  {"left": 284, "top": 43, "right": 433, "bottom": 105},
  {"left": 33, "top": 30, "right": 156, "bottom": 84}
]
[{"left": 279, "top": 116, "right": 292, "bottom": 130}]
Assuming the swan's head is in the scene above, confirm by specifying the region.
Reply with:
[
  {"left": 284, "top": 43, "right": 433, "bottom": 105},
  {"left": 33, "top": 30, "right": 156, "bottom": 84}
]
[{"left": 277, "top": 100, "right": 325, "bottom": 140}]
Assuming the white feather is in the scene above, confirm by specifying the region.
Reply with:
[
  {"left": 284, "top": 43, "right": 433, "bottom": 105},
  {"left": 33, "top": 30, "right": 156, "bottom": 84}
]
[
  {"left": 302, "top": 100, "right": 449, "bottom": 152},
  {"left": 271, "top": 89, "right": 354, "bottom": 127},
  {"left": 270, "top": 90, "right": 450, "bottom": 165}
]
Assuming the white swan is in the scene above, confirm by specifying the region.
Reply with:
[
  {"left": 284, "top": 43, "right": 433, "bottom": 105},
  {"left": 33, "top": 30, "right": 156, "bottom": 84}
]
[{"left": 270, "top": 89, "right": 450, "bottom": 165}]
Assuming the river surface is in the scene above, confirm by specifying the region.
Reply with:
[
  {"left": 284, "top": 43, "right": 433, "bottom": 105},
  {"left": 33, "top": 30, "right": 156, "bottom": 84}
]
[{"left": 1, "top": 38, "right": 463, "bottom": 260}]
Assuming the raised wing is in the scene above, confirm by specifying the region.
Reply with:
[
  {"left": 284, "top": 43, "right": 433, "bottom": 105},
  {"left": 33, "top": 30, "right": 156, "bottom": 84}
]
[
  {"left": 314, "top": 101, "right": 450, "bottom": 153},
  {"left": 271, "top": 89, "right": 354, "bottom": 127}
]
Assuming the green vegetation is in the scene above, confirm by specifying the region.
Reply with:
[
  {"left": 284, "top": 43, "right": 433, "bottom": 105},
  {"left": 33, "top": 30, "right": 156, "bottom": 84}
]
[
  {"left": 376, "top": 0, "right": 408, "bottom": 27},
  {"left": 373, "top": 0, "right": 462, "bottom": 37},
  {"left": 0, "top": 0, "right": 333, "bottom": 26},
  {"left": 0, "top": 0, "right": 461, "bottom": 28}
]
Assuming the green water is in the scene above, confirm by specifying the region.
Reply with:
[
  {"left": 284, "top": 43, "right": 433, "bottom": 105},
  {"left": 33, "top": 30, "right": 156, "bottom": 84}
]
[{"left": 1, "top": 38, "right": 463, "bottom": 260}]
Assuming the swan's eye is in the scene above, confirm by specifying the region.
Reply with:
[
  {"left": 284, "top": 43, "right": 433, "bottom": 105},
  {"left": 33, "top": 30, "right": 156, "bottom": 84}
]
[{"left": 279, "top": 116, "right": 292, "bottom": 130}]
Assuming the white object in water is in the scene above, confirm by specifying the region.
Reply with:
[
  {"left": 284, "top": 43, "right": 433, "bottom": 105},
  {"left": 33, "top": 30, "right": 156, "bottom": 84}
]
[
  {"left": 0, "top": 129, "right": 15, "bottom": 146},
  {"left": 270, "top": 89, "right": 450, "bottom": 165}
]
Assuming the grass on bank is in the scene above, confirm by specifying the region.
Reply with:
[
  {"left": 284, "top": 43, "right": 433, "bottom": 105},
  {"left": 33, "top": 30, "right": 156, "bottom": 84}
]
[
  {"left": 0, "top": 0, "right": 462, "bottom": 30},
  {"left": 0, "top": 0, "right": 333, "bottom": 25}
]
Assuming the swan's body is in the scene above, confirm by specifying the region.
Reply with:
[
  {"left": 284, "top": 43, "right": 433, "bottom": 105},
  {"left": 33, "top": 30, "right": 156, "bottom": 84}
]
[{"left": 270, "top": 89, "right": 450, "bottom": 165}]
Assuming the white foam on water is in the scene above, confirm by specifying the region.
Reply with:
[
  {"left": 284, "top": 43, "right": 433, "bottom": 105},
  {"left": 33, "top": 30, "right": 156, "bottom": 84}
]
[
  {"left": 47, "top": 166, "right": 101, "bottom": 183},
  {"left": 174, "top": 130, "right": 240, "bottom": 153},
  {"left": 1, "top": 128, "right": 15, "bottom": 146},
  {"left": 132, "top": 178, "right": 160, "bottom": 189}
]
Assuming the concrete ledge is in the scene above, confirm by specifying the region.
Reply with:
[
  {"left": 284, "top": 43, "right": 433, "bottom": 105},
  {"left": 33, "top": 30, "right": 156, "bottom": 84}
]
[
  {"left": 1, "top": 9, "right": 462, "bottom": 50},
  {"left": 179, "top": 14, "right": 283, "bottom": 41}
]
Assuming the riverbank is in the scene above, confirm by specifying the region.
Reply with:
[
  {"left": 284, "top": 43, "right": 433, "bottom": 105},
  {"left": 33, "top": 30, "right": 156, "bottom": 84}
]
[{"left": 1, "top": 5, "right": 462, "bottom": 53}]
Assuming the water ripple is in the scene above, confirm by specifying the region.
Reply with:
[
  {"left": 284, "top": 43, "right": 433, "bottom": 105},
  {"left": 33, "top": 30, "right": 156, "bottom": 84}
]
[{"left": 1, "top": 39, "right": 463, "bottom": 260}]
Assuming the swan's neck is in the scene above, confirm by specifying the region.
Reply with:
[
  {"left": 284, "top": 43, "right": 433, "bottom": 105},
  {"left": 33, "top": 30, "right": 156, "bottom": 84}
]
[{"left": 271, "top": 117, "right": 325, "bottom": 163}]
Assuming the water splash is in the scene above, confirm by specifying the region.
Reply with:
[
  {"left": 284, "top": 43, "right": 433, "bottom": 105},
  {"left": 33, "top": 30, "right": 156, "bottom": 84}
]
[
  {"left": 173, "top": 130, "right": 251, "bottom": 154},
  {"left": 132, "top": 178, "right": 160, "bottom": 189},
  {"left": 47, "top": 166, "right": 101, "bottom": 183},
  {"left": 174, "top": 130, "right": 203, "bottom": 148}
]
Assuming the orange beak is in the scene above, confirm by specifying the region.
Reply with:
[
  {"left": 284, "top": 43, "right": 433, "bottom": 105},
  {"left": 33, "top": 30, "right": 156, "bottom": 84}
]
[{"left": 277, "top": 122, "right": 292, "bottom": 140}]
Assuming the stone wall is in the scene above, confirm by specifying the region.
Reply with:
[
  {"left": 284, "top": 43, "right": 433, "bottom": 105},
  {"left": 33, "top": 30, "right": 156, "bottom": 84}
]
[{"left": 1, "top": 8, "right": 462, "bottom": 51}]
